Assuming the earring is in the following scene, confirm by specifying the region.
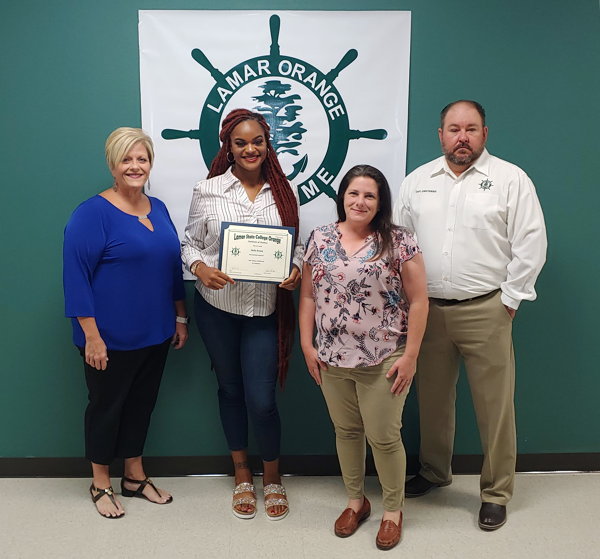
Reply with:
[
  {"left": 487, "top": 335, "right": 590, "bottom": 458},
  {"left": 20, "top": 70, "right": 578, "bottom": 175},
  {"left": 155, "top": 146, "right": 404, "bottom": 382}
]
[
  {"left": 227, "top": 152, "right": 235, "bottom": 164},
  {"left": 112, "top": 179, "right": 118, "bottom": 192}
]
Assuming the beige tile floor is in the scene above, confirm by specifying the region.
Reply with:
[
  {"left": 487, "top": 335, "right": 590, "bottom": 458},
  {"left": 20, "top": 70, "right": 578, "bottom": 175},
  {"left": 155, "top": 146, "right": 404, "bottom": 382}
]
[{"left": 1, "top": 473, "right": 598, "bottom": 558}]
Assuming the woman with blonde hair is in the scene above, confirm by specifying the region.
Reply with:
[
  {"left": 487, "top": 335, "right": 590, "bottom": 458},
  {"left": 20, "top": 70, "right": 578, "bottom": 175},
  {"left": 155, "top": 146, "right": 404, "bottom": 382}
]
[{"left": 63, "top": 127, "right": 188, "bottom": 518}]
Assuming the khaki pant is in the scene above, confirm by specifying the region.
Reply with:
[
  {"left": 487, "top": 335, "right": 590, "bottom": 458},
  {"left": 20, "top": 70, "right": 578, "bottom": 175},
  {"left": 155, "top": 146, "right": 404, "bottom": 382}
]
[
  {"left": 320, "top": 347, "right": 409, "bottom": 511},
  {"left": 416, "top": 290, "right": 516, "bottom": 505}
]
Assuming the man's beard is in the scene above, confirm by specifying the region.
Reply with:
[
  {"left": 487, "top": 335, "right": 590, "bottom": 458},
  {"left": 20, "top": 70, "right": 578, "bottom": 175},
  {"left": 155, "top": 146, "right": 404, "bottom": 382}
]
[{"left": 444, "top": 144, "right": 484, "bottom": 167}]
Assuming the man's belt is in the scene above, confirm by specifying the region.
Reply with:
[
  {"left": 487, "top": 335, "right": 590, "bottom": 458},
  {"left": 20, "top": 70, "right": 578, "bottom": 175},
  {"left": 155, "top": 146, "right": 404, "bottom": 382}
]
[{"left": 429, "top": 290, "right": 499, "bottom": 306}]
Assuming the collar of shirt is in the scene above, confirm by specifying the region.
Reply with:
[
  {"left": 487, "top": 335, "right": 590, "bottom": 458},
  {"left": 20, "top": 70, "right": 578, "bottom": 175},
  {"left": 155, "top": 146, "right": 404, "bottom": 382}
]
[
  {"left": 334, "top": 221, "right": 376, "bottom": 246},
  {"left": 221, "top": 167, "right": 272, "bottom": 194},
  {"left": 431, "top": 148, "right": 492, "bottom": 180}
]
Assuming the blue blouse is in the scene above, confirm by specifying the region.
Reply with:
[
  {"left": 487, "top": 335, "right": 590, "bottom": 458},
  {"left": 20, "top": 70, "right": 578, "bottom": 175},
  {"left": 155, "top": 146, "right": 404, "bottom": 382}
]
[{"left": 63, "top": 195, "right": 185, "bottom": 350}]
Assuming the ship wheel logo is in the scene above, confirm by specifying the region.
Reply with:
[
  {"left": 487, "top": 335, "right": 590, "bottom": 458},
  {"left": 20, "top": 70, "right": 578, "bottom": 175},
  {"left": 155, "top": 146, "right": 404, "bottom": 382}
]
[{"left": 161, "top": 14, "right": 387, "bottom": 205}]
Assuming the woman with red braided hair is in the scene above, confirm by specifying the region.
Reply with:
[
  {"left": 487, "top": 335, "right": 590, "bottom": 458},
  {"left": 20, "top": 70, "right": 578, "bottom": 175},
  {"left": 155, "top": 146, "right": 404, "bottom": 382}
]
[{"left": 182, "top": 109, "right": 302, "bottom": 520}]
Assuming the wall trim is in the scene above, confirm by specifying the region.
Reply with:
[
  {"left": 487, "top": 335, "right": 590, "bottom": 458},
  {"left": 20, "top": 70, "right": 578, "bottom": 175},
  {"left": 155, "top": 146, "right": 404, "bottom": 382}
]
[{"left": 1, "top": 453, "right": 598, "bottom": 477}]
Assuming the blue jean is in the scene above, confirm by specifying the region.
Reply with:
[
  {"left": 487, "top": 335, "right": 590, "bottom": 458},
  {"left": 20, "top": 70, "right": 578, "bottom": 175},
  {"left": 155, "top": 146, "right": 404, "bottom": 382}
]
[{"left": 194, "top": 291, "right": 280, "bottom": 461}]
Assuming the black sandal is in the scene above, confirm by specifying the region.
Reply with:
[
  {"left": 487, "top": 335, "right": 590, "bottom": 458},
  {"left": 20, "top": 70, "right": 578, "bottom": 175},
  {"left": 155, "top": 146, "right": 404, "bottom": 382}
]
[
  {"left": 89, "top": 484, "right": 124, "bottom": 518},
  {"left": 120, "top": 476, "right": 173, "bottom": 504}
]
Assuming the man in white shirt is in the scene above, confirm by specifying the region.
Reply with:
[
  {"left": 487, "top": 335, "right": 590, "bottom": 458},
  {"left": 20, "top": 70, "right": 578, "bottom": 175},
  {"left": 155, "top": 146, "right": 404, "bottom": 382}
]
[{"left": 394, "top": 100, "right": 547, "bottom": 531}]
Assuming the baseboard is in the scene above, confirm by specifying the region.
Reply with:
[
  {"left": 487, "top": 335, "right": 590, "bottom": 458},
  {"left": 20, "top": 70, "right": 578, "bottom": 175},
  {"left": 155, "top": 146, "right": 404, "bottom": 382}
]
[{"left": 0, "top": 453, "right": 598, "bottom": 477}]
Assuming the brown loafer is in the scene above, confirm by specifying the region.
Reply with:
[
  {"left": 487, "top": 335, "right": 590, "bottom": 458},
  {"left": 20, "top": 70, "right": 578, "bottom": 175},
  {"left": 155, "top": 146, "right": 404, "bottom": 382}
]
[
  {"left": 376, "top": 513, "right": 402, "bottom": 550},
  {"left": 334, "top": 496, "right": 371, "bottom": 537}
]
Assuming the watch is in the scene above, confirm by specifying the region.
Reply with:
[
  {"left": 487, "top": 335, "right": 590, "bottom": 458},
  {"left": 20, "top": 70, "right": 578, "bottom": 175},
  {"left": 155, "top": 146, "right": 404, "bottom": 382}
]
[
  {"left": 190, "top": 261, "right": 201, "bottom": 276},
  {"left": 175, "top": 316, "right": 189, "bottom": 324}
]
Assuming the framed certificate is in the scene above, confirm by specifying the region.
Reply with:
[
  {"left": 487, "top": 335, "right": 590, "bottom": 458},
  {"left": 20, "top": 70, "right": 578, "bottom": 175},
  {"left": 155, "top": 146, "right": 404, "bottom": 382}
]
[{"left": 219, "top": 222, "right": 296, "bottom": 283}]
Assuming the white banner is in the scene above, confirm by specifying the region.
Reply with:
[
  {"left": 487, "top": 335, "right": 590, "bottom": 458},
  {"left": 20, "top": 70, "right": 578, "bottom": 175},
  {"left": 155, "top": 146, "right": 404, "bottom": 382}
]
[{"left": 139, "top": 10, "right": 411, "bottom": 243}]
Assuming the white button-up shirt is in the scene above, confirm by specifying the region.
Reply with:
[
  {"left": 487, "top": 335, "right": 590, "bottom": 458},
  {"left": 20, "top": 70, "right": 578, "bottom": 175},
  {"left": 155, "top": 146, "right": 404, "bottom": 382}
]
[
  {"left": 394, "top": 149, "right": 547, "bottom": 309},
  {"left": 181, "top": 168, "right": 303, "bottom": 316}
]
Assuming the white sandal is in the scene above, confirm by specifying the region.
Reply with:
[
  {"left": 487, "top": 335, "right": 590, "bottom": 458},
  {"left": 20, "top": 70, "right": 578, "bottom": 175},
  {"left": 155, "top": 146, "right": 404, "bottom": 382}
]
[
  {"left": 263, "top": 483, "right": 289, "bottom": 521},
  {"left": 232, "top": 482, "right": 257, "bottom": 519}
]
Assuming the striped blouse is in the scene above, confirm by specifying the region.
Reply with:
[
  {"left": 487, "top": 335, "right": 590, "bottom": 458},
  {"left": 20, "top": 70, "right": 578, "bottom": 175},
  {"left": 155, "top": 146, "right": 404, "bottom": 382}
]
[{"left": 181, "top": 168, "right": 303, "bottom": 316}]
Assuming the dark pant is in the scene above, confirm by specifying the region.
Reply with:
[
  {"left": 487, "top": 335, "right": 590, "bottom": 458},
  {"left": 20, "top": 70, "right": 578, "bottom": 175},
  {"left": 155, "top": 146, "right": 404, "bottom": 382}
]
[
  {"left": 80, "top": 339, "right": 171, "bottom": 465},
  {"left": 194, "top": 292, "right": 280, "bottom": 461}
]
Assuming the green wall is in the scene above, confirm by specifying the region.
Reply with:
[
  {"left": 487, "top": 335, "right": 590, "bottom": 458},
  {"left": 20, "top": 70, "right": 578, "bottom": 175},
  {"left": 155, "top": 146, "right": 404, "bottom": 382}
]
[{"left": 1, "top": 0, "right": 599, "bottom": 460}]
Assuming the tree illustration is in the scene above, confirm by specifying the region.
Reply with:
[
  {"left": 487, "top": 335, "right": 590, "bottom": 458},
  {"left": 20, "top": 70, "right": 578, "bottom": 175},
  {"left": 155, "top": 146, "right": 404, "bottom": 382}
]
[{"left": 253, "top": 80, "right": 306, "bottom": 157}]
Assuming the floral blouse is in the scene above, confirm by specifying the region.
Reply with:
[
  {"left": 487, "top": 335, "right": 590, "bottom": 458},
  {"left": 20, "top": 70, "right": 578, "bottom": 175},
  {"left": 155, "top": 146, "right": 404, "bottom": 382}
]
[{"left": 304, "top": 223, "right": 421, "bottom": 368}]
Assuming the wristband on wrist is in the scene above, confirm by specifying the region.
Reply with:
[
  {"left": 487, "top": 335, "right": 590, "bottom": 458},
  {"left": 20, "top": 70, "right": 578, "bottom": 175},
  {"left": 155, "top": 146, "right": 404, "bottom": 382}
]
[
  {"left": 190, "top": 261, "right": 201, "bottom": 276},
  {"left": 175, "top": 316, "right": 189, "bottom": 324}
]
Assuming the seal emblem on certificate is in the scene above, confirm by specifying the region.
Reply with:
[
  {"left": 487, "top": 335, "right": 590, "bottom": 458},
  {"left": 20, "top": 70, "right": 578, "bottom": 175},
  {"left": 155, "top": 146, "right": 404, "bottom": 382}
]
[{"left": 219, "top": 222, "right": 295, "bottom": 283}]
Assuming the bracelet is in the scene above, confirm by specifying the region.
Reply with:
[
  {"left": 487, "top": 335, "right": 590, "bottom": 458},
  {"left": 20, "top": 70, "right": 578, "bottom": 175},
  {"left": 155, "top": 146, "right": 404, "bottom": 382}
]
[
  {"left": 175, "top": 316, "right": 189, "bottom": 324},
  {"left": 190, "top": 261, "right": 201, "bottom": 276}
]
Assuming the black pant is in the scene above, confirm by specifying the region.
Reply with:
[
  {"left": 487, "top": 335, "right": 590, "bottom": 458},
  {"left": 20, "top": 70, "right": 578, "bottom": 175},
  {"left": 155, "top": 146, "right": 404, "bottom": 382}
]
[{"left": 80, "top": 339, "right": 170, "bottom": 465}]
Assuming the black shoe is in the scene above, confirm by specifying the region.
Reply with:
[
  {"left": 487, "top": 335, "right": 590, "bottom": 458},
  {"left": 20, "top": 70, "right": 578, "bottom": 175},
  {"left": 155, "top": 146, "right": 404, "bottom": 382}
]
[
  {"left": 404, "top": 474, "right": 446, "bottom": 498},
  {"left": 478, "top": 503, "right": 507, "bottom": 531}
]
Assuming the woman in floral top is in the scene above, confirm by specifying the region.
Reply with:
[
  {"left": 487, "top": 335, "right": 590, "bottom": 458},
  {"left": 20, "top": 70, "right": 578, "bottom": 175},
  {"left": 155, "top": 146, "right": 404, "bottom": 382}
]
[{"left": 299, "top": 165, "right": 428, "bottom": 550}]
